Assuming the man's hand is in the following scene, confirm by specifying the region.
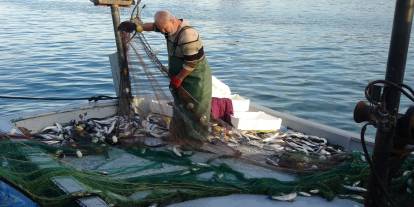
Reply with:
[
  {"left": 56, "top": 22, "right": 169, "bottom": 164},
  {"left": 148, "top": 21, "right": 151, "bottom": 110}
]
[
  {"left": 170, "top": 76, "right": 183, "bottom": 89},
  {"left": 118, "top": 21, "right": 143, "bottom": 33}
]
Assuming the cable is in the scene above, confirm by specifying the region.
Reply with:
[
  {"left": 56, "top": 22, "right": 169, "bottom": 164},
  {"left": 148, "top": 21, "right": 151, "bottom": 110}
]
[
  {"left": 365, "top": 80, "right": 414, "bottom": 103},
  {"left": 360, "top": 123, "right": 396, "bottom": 207},
  {"left": 130, "top": 0, "right": 141, "bottom": 20},
  {"left": 0, "top": 95, "right": 118, "bottom": 102}
]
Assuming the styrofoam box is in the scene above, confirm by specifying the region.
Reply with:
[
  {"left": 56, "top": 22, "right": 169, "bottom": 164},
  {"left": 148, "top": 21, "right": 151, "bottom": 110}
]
[
  {"left": 149, "top": 100, "right": 173, "bottom": 117},
  {"left": 231, "top": 111, "right": 282, "bottom": 131},
  {"left": 212, "top": 76, "right": 232, "bottom": 98},
  {"left": 230, "top": 94, "right": 250, "bottom": 112}
]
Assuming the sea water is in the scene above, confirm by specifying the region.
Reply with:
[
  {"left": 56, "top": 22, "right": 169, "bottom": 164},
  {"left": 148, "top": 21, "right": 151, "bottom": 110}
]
[{"left": 0, "top": 0, "right": 413, "bottom": 135}]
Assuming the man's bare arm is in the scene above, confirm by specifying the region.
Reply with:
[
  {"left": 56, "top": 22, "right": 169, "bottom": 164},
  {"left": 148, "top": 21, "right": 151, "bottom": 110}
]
[{"left": 142, "top": 22, "right": 155, "bottom": 31}]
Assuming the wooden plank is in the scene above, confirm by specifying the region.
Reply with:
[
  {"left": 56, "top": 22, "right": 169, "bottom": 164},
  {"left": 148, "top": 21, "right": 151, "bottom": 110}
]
[{"left": 90, "top": 0, "right": 134, "bottom": 7}]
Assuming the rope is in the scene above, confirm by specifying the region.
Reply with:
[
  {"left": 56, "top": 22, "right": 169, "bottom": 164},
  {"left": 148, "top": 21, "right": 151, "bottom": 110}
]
[{"left": 0, "top": 95, "right": 118, "bottom": 102}]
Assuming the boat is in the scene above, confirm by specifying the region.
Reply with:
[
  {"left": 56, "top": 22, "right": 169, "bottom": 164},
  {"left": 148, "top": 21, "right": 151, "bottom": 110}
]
[
  {"left": 0, "top": 97, "right": 369, "bottom": 207},
  {"left": 0, "top": 0, "right": 412, "bottom": 207}
]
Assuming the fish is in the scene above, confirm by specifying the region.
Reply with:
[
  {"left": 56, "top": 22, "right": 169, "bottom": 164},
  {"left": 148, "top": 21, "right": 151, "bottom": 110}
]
[
  {"left": 194, "top": 162, "right": 210, "bottom": 167},
  {"left": 262, "top": 137, "right": 283, "bottom": 144},
  {"left": 40, "top": 126, "right": 60, "bottom": 133},
  {"left": 263, "top": 144, "right": 284, "bottom": 151},
  {"left": 343, "top": 185, "right": 367, "bottom": 193},
  {"left": 143, "top": 137, "right": 165, "bottom": 147},
  {"left": 309, "top": 189, "right": 319, "bottom": 194},
  {"left": 266, "top": 157, "right": 279, "bottom": 166},
  {"left": 76, "top": 150, "right": 83, "bottom": 158},
  {"left": 319, "top": 149, "right": 331, "bottom": 156},
  {"left": 38, "top": 134, "right": 59, "bottom": 140},
  {"left": 42, "top": 140, "right": 61, "bottom": 145},
  {"left": 352, "top": 181, "right": 361, "bottom": 187},
  {"left": 57, "top": 134, "right": 64, "bottom": 140},
  {"left": 55, "top": 123, "right": 63, "bottom": 133},
  {"left": 106, "top": 120, "right": 117, "bottom": 135},
  {"left": 298, "top": 192, "right": 311, "bottom": 197},
  {"left": 350, "top": 195, "right": 364, "bottom": 201},
  {"left": 172, "top": 146, "right": 182, "bottom": 157},
  {"left": 180, "top": 171, "right": 191, "bottom": 176},
  {"left": 360, "top": 155, "right": 366, "bottom": 162},
  {"left": 403, "top": 170, "right": 411, "bottom": 177},
  {"left": 270, "top": 192, "right": 297, "bottom": 202},
  {"left": 111, "top": 135, "right": 118, "bottom": 144}
]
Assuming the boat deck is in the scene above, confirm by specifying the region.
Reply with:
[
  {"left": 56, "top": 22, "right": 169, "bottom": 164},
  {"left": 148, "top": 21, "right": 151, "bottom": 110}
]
[{"left": 0, "top": 100, "right": 369, "bottom": 207}]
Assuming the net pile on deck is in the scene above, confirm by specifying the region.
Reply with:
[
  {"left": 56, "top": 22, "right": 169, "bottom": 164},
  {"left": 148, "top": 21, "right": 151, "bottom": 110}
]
[{"left": 0, "top": 132, "right": 413, "bottom": 207}]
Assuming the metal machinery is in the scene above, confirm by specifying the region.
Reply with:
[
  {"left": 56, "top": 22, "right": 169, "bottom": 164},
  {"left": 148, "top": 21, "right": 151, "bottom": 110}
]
[{"left": 353, "top": 0, "right": 414, "bottom": 206}]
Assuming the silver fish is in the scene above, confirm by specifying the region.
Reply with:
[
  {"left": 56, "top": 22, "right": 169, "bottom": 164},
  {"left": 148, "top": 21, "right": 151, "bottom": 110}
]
[
  {"left": 343, "top": 185, "right": 367, "bottom": 193},
  {"left": 107, "top": 120, "right": 117, "bottom": 135},
  {"left": 55, "top": 123, "right": 63, "bottom": 133},
  {"left": 298, "top": 192, "right": 311, "bottom": 197},
  {"left": 76, "top": 150, "right": 83, "bottom": 158},
  {"left": 309, "top": 189, "right": 319, "bottom": 194},
  {"left": 270, "top": 192, "right": 297, "bottom": 202},
  {"left": 172, "top": 146, "right": 182, "bottom": 157},
  {"left": 40, "top": 126, "right": 60, "bottom": 133}
]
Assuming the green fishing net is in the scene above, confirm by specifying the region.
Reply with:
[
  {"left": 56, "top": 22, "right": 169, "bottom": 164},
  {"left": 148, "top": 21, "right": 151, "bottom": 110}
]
[{"left": 0, "top": 138, "right": 412, "bottom": 207}]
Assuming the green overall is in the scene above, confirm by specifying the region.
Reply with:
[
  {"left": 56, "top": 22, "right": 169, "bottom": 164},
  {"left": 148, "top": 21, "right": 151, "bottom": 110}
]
[{"left": 167, "top": 26, "right": 212, "bottom": 142}]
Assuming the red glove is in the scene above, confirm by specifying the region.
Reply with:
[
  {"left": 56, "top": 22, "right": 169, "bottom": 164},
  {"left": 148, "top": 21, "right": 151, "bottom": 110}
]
[{"left": 170, "top": 76, "right": 183, "bottom": 89}]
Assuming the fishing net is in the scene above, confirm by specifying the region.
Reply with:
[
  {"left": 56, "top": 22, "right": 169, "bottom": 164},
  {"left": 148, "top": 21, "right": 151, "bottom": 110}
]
[{"left": 0, "top": 135, "right": 413, "bottom": 207}]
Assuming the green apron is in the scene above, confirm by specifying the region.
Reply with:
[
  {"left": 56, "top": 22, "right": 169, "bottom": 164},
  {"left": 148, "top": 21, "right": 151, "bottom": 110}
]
[{"left": 167, "top": 26, "right": 212, "bottom": 142}]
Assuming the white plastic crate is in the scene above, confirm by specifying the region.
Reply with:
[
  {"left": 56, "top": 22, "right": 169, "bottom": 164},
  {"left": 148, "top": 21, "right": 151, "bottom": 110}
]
[
  {"left": 230, "top": 94, "right": 250, "bottom": 112},
  {"left": 149, "top": 100, "right": 173, "bottom": 117},
  {"left": 231, "top": 111, "right": 282, "bottom": 131}
]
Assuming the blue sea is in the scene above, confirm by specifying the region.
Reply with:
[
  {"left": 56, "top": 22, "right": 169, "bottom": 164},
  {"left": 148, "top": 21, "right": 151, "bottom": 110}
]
[{"left": 0, "top": 0, "right": 413, "bottom": 135}]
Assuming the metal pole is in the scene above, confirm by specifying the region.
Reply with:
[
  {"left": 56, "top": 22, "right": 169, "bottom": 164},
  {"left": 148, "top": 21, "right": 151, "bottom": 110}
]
[
  {"left": 365, "top": 0, "right": 414, "bottom": 206},
  {"left": 110, "top": 5, "right": 131, "bottom": 115}
]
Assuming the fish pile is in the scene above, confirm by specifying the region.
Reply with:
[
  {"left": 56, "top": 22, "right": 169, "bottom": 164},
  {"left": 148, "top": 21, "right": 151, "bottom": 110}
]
[
  {"left": 31, "top": 113, "right": 346, "bottom": 172},
  {"left": 216, "top": 129, "right": 347, "bottom": 172},
  {"left": 32, "top": 113, "right": 169, "bottom": 147}
]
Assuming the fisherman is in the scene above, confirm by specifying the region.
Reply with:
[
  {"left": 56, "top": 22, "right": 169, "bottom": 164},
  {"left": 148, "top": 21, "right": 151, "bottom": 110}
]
[{"left": 118, "top": 10, "right": 212, "bottom": 146}]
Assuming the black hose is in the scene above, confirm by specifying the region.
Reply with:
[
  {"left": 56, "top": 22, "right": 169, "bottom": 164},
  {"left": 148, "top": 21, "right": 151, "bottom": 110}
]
[
  {"left": 0, "top": 95, "right": 118, "bottom": 102},
  {"left": 360, "top": 123, "right": 396, "bottom": 207},
  {"left": 365, "top": 80, "right": 414, "bottom": 103}
]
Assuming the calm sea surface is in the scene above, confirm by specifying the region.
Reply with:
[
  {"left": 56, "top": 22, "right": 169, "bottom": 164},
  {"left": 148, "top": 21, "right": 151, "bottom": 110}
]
[{"left": 0, "top": 0, "right": 413, "bottom": 135}]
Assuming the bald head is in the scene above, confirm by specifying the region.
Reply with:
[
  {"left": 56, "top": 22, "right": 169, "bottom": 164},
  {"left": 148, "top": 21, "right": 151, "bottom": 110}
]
[
  {"left": 154, "top": 11, "right": 174, "bottom": 26},
  {"left": 153, "top": 10, "right": 180, "bottom": 35}
]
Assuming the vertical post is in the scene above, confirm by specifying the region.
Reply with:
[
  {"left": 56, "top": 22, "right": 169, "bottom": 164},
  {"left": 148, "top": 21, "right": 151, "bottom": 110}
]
[
  {"left": 110, "top": 5, "right": 131, "bottom": 115},
  {"left": 366, "top": 0, "right": 414, "bottom": 206},
  {"left": 111, "top": 5, "right": 124, "bottom": 62}
]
